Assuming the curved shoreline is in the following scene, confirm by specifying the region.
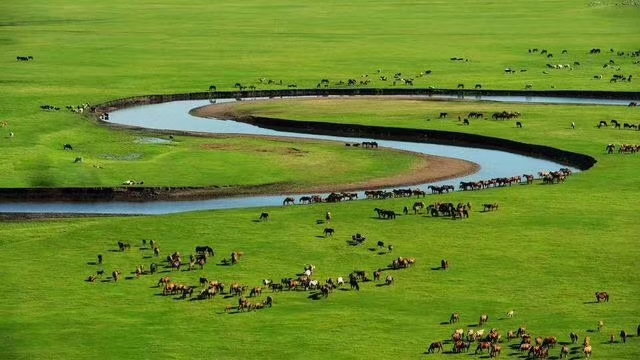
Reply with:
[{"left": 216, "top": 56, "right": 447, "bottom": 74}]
[
  {"left": 191, "top": 100, "right": 597, "bottom": 171},
  {"left": 0, "top": 133, "right": 479, "bottom": 202}
]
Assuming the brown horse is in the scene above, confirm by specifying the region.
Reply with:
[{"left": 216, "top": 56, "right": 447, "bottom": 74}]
[{"left": 595, "top": 291, "right": 609, "bottom": 302}]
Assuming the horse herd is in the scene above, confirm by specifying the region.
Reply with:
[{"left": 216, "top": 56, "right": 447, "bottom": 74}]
[
  {"left": 606, "top": 143, "right": 640, "bottom": 154},
  {"left": 598, "top": 119, "right": 639, "bottom": 130},
  {"left": 428, "top": 309, "right": 638, "bottom": 359}
]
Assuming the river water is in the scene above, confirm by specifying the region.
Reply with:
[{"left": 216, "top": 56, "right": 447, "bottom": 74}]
[{"left": 3, "top": 94, "right": 623, "bottom": 215}]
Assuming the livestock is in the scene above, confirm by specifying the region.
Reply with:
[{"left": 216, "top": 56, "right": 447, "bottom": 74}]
[
  {"left": 323, "top": 228, "right": 335, "bottom": 237},
  {"left": 570, "top": 332, "right": 579, "bottom": 344},
  {"left": 97, "top": 254, "right": 103, "bottom": 264},
  {"left": 63, "top": 144, "right": 73, "bottom": 151},
  {"left": 259, "top": 212, "right": 269, "bottom": 221},
  {"left": 516, "top": 121, "right": 523, "bottom": 128},
  {"left": 560, "top": 345, "right": 570, "bottom": 358},
  {"left": 427, "top": 342, "right": 443, "bottom": 353},
  {"left": 595, "top": 291, "right": 609, "bottom": 302},
  {"left": 282, "top": 197, "right": 295, "bottom": 205},
  {"left": 479, "top": 314, "right": 489, "bottom": 326},
  {"left": 507, "top": 310, "right": 514, "bottom": 318},
  {"left": 584, "top": 345, "right": 592, "bottom": 358},
  {"left": 449, "top": 312, "right": 460, "bottom": 324},
  {"left": 195, "top": 246, "right": 215, "bottom": 257},
  {"left": 621, "top": 330, "right": 628, "bottom": 343},
  {"left": 385, "top": 275, "right": 394, "bottom": 285}
]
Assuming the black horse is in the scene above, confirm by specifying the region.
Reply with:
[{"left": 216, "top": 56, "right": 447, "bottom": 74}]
[
  {"left": 195, "top": 246, "right": 215, "bottom": 257},
  {"left": 63, "top": 144, "right": 73, "bottom": 150},
  {"left": 259, "top": 212, "right": 269, "bottom": 221}
]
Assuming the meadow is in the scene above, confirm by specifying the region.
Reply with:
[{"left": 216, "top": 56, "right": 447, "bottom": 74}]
[{"left": 0, "top": 0, "right": 639, "bottom": 359}]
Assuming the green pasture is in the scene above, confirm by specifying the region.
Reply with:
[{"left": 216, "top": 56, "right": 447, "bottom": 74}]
[
  {"left": 1, "top": 0, "right": 640, "bottom": 359},
  {"left": 0, "top": 0, "right": 639, "bottom": 188}
]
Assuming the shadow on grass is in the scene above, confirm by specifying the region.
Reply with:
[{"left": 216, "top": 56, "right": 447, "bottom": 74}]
[
  {"left": 315, "top": 235, "right": 325, "bottom": 239},
  {"left": 431, "top": 267, "right": 444, "bottom": 271},
  {"left": 439, "top": 321, "right": 450, "bottom": 326},
  {"left": 375, "top": 283, "right": 389, "bottom": 287},
  {"left": 368, "top": 248, "right": 377, "bottom": 252},
  {"left": 307, "top": 292, "right": 326, "bottom": 301},
  {"left": 142, "top": 255, "right": 152, "bottom": 259},
  {"left": 124, "top": 276, "right": 136, "bottom": 280},
  {"left": 108, "top": 249, "right": 120, "bottom": 253},
  {"left": 377, "top": 251, "right": 387, "bottom": 255},
  {"left": 582, "top": 301, "right": 599, "bottom": 304},
  {"left": 86, "top": 261, "right": 97, "bottom": 265}
]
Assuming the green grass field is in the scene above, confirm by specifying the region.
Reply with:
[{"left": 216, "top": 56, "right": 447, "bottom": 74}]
[{"left": 1, "top": 0, "right": 640, "bottom": 359}]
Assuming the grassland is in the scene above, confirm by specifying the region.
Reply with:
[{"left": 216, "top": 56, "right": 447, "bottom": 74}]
[{"left": 1, "top": 0, "right": 640, "bottom": 359}]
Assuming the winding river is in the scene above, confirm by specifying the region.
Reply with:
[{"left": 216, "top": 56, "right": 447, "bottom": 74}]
[{"left": 1, "top": 94, "right": 631, "bottom": 215}]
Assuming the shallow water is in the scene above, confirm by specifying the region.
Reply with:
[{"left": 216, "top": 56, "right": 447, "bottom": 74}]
[{"left": 2, "top": 94, "right": 609, "bottom": 215}]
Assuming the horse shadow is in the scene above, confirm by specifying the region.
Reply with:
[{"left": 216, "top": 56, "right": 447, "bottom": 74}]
[
  {"left": 377, "top": 251, "right": 387, "bottom": 255},
  {"left": 431, "top": 267, "right": 445, "bottom": 271},
  {"left": 307, "top": 292, "right": 325, "bottom": 301},
  {"left": 251, "top": 219, "right": 261, "bottom": 223},
  {"left": 440, "top": 322, "right": 450, "bottom": 326},
  {"left": 223, "top": 295, "right": 235, "bottom": 299},
  {"left": 124, "top": 276, "right": 136, "bottom": 280},
  {"left": 188, "top": 297, "right": 207, "bottom": 302},
  {"left": 86, "top": 262, "right": 97, "bottom": 265},
  {"left": 368, "top": 248, "right": 377, "bottom": 252},
  {"left": 100, "top": 279, "right": 112, "bottom": 283},
  {"left": 142, "top": 256, "right": 152, "bottom": 259},
  {"left": 338, "top": 288, "right": 350, "bottom": 292},
  {"left": 138, "top": 247, "right": 148, "bottom": 251},
  {"left": 108, "top": 249, "right": 121, "bottom": 253},
  {"left": 467, "top": 324, "right": 478, "bottom": 328},
  {"left": 316, "top": 219, "right": 325, "bottom": 225},
  {"left": 582, "top": 301, "right": 599, "bottom": 304},
  {"left": 315, "top": 235, "right": 325, "bottom": 239},
  {"left": 375, "top": 283, "right": 388, "bottom": 287},
  {"left": 586, "top": 329, "right": 597, "bottom": 333}
]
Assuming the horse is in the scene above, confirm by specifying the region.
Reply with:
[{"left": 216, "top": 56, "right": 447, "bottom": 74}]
[
  {"left": 299, "top": 196, "right": 312, "bottom": 204},
  {"left": 595, "top": 291, "right": 609, "bottom": 302},
  {"left": 195, "top": 246, "right": 214, "bottom": 257},
  {"left": 323, "top": 228, "right": 335, "bottom": 237},
  {"left": 325, "top": 211, "right": 331, "bottom": 222},
  {"left": 259, "top": 212, "right": 269, "bottom": 221},
  {"left": 516, "top": 121, "right": 523, "bottom": 128},
  {"left": 282, "top": 197, "right": 295, "bottom": 206},
  {"left": 441, "top": 259, "right": 449, "bottom": 270},
  {"left": 427, "top": 342, "right": 444, "bottom": 353},
  {"left": 479, "top": 314, "right": 489, "bottom": 326},
  {"left": 449, "top": 312, "right": 460, "bottom": 324},
  {"left": 463, "top": 118, "right": 470, "bottom": 125},
  {"left": 439, "top": 112, "right": 448, "bottom": 119},
  {"left": 385, "top": 275, "right": 394, "bottom": 285},
  {"left": 63, "top": 144, "right": 73, "bottom": 150}
]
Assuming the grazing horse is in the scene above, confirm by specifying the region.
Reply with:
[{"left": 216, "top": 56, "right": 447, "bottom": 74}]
[
  {"left": 427, "top": 342, "right": 444, "bottom": 353},
  {"left": 449, "top": 312, "right": 460, "bottom": 324},
  {"left": 63, "top": 144, "right": 73, "bottom": 150},
  {"left": 385, "top": 275, "right": 394, "bottom": 285},
  {"left": 479, "top": 314, "right": 489, "bottom": 326},
  {"left": 441, "top": 259, "right": 449, "bottom": 270},
  {"left": 462, "top": 118, "right": 470, "bottom": 125},
  {"left": 323, "top": 228, "right": 335, "bottom": 237},
  {"left": 259, "top": 212, "right": 269, "bottom": 221},
  {"left": 516, "top": 121, "right": 523, "bottom": 128},
  {"left": 282, "top": 197, "right": 295, "bottom": 206},
  {"left": 439, "top": 112, "right": 448, "bottom": 119},
  {"left": 570, "top": 332, "right": 579, "bottom": 344},
  {"left": 195, "top": 246, "right": 215, "bottom": 257},
  {"left": 583, "top": 345, "right": 592, "bottom": 358},
  {"left": 560, "top": 345, "right": 570, "bottom": 358},
  {"left": 595, "top": 291, "right": 609, "bottom": 302}
]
